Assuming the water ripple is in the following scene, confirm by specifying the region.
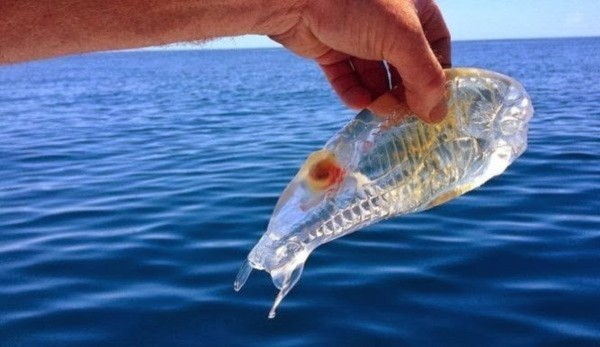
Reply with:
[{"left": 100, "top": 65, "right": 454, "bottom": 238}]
[{"left": 1, "top": 39, "right": 599, "bottom": 346}]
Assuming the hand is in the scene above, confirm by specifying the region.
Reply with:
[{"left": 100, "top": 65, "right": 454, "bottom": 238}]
[
  {"left": 270, "top": 0, "right": 451, "bottom": 123},
  {"left": 1, "top": 0, "right": 450, "bottom": 124}
]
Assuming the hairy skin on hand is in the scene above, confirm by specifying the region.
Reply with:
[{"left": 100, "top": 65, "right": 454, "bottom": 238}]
[
  {"left": 0, "top": 0, "right": 301, "bottom": 63},
  {"left": 0, "top": 0, "right": 450, "bottom": 122}
]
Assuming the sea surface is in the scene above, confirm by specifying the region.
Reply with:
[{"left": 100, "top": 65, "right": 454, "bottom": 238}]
[{"left": 1, "top": 37, "right": 599, "bottom": 346}]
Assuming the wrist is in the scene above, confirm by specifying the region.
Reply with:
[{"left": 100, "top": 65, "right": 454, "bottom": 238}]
[{"left": 251, "top": 0, "right": 306, "bottom": 35}]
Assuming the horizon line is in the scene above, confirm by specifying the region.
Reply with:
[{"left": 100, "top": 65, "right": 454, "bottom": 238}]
[{"left": 132, "top": 35, "right": 599, "bottom": 52}]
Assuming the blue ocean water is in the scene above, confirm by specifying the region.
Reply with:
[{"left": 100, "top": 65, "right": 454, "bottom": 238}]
[{"left": 1, "top": 37, "right": 599, "bottom": 346}]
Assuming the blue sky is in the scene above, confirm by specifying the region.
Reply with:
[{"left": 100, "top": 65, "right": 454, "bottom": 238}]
[{"left": 197, "top": 0, "right": 600, "bottom": 49}]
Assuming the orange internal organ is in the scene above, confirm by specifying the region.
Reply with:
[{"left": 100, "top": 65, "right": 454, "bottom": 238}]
[{"left": 305, "top": 151, "right": 345, "bottom": 192}]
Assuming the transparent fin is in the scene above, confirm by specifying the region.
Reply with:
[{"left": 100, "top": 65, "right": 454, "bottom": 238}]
[
  {"left": 268, "top": 264, "right": 304, "bottom": 319},
  {"left": 233, "top": 259, "right": 253, "bottom": 292},
  {"left": 269, "top": 285, "right": 293, "bottom": 319}
]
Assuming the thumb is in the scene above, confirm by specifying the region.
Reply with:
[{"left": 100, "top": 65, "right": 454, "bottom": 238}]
[{"left": 382, "top": 8, "right": 446, "bottom": 123}]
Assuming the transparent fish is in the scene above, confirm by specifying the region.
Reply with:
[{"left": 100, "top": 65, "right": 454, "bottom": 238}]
[{"left": 234, "top": 68, "right": 534, "bottom": 318}]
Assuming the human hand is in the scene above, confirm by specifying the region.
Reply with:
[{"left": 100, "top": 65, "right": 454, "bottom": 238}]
[
  {"left": 1, "top": 0, "right": 449, "bottom": 123},
  {"left": 270, "top": 0, "right": 451, "bottom": 123}
]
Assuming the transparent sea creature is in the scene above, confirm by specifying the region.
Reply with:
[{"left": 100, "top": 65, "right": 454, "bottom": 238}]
[{"left": 234, "top": 68, "right": 534, "bottom": 318}]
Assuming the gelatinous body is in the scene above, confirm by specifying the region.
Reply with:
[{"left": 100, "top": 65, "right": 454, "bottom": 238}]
[{"left": 234, "top": 68, "right": 534, "bottom": 318}]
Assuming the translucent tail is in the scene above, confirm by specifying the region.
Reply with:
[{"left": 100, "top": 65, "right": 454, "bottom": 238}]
[{"left": 268, "top": 264, "right": 304, "bottom": 319}]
